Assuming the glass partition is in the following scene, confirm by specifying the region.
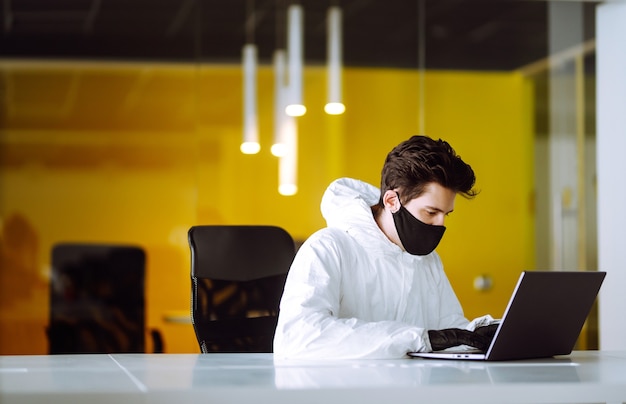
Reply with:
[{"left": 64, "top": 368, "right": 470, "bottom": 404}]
[{"left": 0, "top": 0, "right": 599, "bottom": 354}]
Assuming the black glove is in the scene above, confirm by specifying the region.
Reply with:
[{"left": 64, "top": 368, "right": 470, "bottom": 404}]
[
  {"left": 428, "top": 327, "right": 492, "bottom": 351},
  {"left": 475, "top": 324, "right": 499, "bottom": 341}
]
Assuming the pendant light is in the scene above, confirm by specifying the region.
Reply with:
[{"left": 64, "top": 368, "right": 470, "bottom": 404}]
[
  {"left": 417, "top": 0, "right": 426, "bottom": 135},
  {"left": 272, "top": 49, "right": 288, "bottom": 157},
  {"left": 324, "top": 5, "right": 345, "bottom": 115},
  {"left": 278, "top": 116, "right": 298, "bottom": 195},
  {"left": 241, "top": 0, "right": 260, "bottom": 154},
  {"left": 272, "top": 3, "right": 288, "bottom": 157},
  {"left": 275, "top": 1, "right": 298, "bottom": 195},
  {"left": 285, "top": 4, "right": 306, "bottom": 117}
]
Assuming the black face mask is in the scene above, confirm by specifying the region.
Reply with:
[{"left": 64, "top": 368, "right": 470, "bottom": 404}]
[{"left": 392, "top": 203, "right": 446, "bottom": 256}]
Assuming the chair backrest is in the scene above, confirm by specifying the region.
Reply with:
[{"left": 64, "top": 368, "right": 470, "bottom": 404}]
[
  {"left": 48, "top": 243, "right": 153, "bottom": 354},
  {"left": 188, "top": 225, "right": 295, "bottom": 353}
]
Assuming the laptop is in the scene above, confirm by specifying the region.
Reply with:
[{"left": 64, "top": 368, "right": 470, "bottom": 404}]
[{"left": 409, "top": 270, "right": 606, "bottom": 361}]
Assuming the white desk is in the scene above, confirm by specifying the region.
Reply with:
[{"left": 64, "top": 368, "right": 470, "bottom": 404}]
[{"left": 2, "top": 351, "right": 626, "bottom": 404}]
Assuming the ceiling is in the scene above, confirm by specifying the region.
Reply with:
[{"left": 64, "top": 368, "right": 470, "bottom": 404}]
[{"left": 0, "top": 0, "right": 598, "bottom": 71}]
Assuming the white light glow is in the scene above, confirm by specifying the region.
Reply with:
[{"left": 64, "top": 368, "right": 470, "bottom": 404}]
[
  {"left": 279, "top": 184, "right": 298, "bottom": 196},
  {"left": 324, "top": 102, "right": 345, "bottom": 115},
  {"left": 271, "top": 143, "right": 287, "bottom": 157},
  {"left": 285, "top": 104, "right": 306, "bottom": 117},
  {"left": 240, "top": 141, "right": 261, "bottom": 155}
]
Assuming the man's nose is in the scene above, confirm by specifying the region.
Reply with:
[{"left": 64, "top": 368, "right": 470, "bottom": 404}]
[{"left": 433, "top": 214, "right": 446, "bottom": 227}]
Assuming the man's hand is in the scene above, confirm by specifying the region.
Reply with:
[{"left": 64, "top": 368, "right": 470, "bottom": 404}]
[
  {"left": 474, "top": 324, "right": 499, "bottom": 341},
  {"left": 428, "top": 327, "right": 495, "bottom": 351}
]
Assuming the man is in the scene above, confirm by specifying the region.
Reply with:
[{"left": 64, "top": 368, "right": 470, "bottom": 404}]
[{"left": 274, "top": 135, "right": 497, "bottom": 359}]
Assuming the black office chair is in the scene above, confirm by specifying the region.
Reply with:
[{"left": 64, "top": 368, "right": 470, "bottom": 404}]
[
  {"left": 188, "top": 225, "right": 295, "bottom": 353},
  {"left": 47, "top": 243, "right": 164, "bottom": 354}
]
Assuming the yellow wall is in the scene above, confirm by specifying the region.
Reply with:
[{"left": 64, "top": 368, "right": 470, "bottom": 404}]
[{"left": 0, "top": 61, "right": 534, "bottom": 354}]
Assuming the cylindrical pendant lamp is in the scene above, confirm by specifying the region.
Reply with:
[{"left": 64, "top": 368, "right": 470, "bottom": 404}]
[
  {"left": 241, "top": 43, "right": 260, "bottom": 154},
  {"left": 272, "top": 49, "right": 288, "bottom": 157},
  {"left": 325, "top": 6, "right": 345, "bottom": 115},
  {"left": 285, "top": 4, "right": 306, "bottom": 117},
  {"left": 278, "top": 116, "right": 298, "bottom": 195}
]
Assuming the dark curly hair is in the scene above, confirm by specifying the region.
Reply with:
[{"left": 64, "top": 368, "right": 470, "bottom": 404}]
[{"left": 379, "top": 135, "right": 478, "bottom": 205}]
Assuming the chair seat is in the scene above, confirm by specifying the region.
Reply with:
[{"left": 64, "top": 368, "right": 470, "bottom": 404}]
[{"left": 193, "top": 317, "right": 279, "bottom": 353}]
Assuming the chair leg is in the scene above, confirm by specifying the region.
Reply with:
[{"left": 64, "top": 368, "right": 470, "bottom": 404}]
[{"left": 150, "top": 329, "right": 165, "bottom": 353}]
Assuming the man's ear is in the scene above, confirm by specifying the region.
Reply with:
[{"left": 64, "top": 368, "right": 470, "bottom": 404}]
[{"left": 383, "top": 190, "right": 400, "bottom": 212}]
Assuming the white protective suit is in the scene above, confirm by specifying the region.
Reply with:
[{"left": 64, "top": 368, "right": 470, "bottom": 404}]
[{"left": 273, "top": 178, "right": 493, "bottom": 359}]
